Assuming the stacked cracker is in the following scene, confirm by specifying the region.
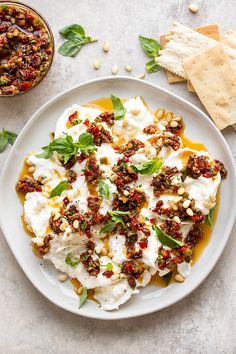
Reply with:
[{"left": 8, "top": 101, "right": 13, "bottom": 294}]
[{"left": 157, "top": 22, "right": 236, "bottom": 130}]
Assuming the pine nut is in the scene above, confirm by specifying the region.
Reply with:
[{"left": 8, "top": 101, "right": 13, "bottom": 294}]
[
  {"left": 183, "top": 199, "right": 191, "bottom": 209},
  {"left": 131, "top": 108, "right": 140, "bottom": 115},
  {"left": 111, "top": 64, "right": 119, "bottom": 75},
  {"left": 59, "top": 223, "right": 67, "bottom": 232},
  {"left": 128, "top": 129, "right": 137, "bottom": 138},
  {"left": 58, "top": 273, "right": 68, "bottom": 282},
  {"left": 111, "top": 274, "right": 120, "bottom": 281},
  {"left": 42, "top": 191, "right": 50, "bottom": 198},
  {"left": 186, "top": 208, "right": 193, "bottom": 216},
  {"left": 178, "top": 187, "right": 185, "bottom": 195},
  {"left": 137, "top": 73, "right": 145, "bottom": 80},
  {"left": 124, "top": 64, "right": 133, "bottom": 72},
  {"left": 41, "top": 177, "right": 51, "bottom": 185},
  {"left": 175, "top": 196, "right": 183, "bottom": 203},
  {"left": 73, "top": 189, "right": 80, "bottom": 198},
  {"left": 203, "top": 201, "right": 215, "bottom": 209},
  {"left": 170, "top": 121, "right": 178, "bottom": 128},
  {"left": 66, "top": 193, "right": 73, "bottom": 202},
  {"left": 101, "top": 248, "right": 108, "bottom": 256},
  {"left": 156, "top": 109, "right": 164, "bottom": 119},
  {"left": 26, "top": 158, "right": 33, "bottom": 166},
  {"left": 160, "top": 120, "right": 168, "bottom": 127},
  {"left": 110, "top": 174, "right": 117, "bottom": 181},
  {"left": 61, "top": 218, "right": 69, "bottom": 226},
  {"left": 166, "top": 112, "right": 173, "bottom": 122},
  {"left": 36, "top": 240, "right": 44, "bottom": 247},
  {"left": 108, "top": 252, "right": 113, "bottom": 258},
  {"left": 189, "top": 3, "right": 199, "bottom": 13},
  {"left": 73, "top": 220, "right": 79, "bottom": 229},
  {"left": 123, "top": 190, "right": 130, "bottom": 196},
  {"left": 28, "top": 166, "right": 35, "bottom": 173},
  {"left": 135, "top": 187, "right": 144, "bottom": 193},
  {"left": 122, "top": 119, "right": 128, "bottom": 128},
  {"left": 93, "top": 58, "right": 101, "bottom": 70},
  {"left": 172, "top": 115, "right": 182, "bottom": 122},
  {"left": 53, "top": 213, "right": 61, "bottom": 221},
  {"left": 76, "top": 286, "right": 83, "bottom": 295},
  {"left": 175, "top": 274, "right": 185, "bottom": 282},
  {"left": 103, "top": 41, "right": 110, "bottom": 52},
  {"left": 173, "top": 216, "right": 181, "bottom": 224}
]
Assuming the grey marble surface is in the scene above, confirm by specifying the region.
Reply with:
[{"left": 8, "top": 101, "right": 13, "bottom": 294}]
[{"left": 0, "top": 0, "right": 235, "bottom": 353}]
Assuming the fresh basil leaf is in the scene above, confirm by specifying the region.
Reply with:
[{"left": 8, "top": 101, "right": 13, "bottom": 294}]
[
  {"left": 65, "top": 253, "right": 80, "bottom": 267},
  {"left": 81, "top": 220, "right": 87, "bottom": 230},
  {"left": 139, "top": 35, "right": 161, "bottom": 58},
  {"left": 98, "top": 180, "right": 110, "bottom": 200},
  {"left": 101, "top": 221, "right": 117, "bottom": 233},
  {"left": 109, "top": 210, "right": 130, "bottom": 226},
  {"left": 131, "top": 157, "right": 163, "bottom": 175},
  {"left": 59, "top": 24, "right": 85, "bottom": 40},
  {"left": 0, "top": 4, "right": 8, "bottom": 9},
  {"left": 153, "top": 225, "right": 184, "bottom": 248},
  {"left": 110, "top": 94, "right": 126, "bottom": 120},
  {"left": 79, "top": 287, "right": 88, "bottom": 308},
  {"left": 58, "top": 39, "right": 82, "bottom": 57},
  {"left": 37, "top": 134, "right": 78, "bottom": 163},
  {"left": 205, "top": 206, "right": 215, "bottom": 227},
  {"left": 162, "top": 272, "right": 173, "bottom": 286},
  {"left": 0, "top": 129, "right": 8, "bottom": 153},
  {"left": 146, "top": 59, "right": 160, "bottom": 73},
  {"left": 77, "top": 132, "right": 97, "bottom": 156},
  {"left": 50, "top": 180, "right": 68, "bottom": 198}
]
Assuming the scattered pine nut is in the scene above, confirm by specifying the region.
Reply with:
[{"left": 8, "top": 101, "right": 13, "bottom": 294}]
[
  {"left": 59, "top": 223, "right": 67, "bottom": 232},
  {"left": 42, "top": 191, "right": 50, "bottom": 198},
  {"left": 73, "top": 220, "right": 79, "bottom": 229},
  {"left": 175, "top": 274, "right": 185, "bottom": 282},
  {"left": 170, "top": 121, "right": 178, "bottom": 128},
  {"left": 108, "top": 252, "right": 113, "bottom": 258},
  {"left": 166, "top": 112, "right": 173, "bottom": 122},
  {"left": 137, "top": 73, "right": 145, "bottom": 80},
  {"left": 189, "top": 3, "right": 199, "bottom": 13},
  {"left": 183, "top": 199, "right": 191, "bottom": 209},
  {"left": 41, "top": 177, "right": 51, "bottom": 185},
  {"left": 173, "top": 216, "right": 181, "bottom": 224},
  {"left": 58, "top": 273, "right": 68, "bottom": 282},
  {"left": 186, "top": 208, "right": 194, "bottom": 217},
  {"left": 123, "top": 190, "right": 130, "bottom": 196},
  {"left": 111, "top": 64, "right": 119, "bottom": 75},
  {"left": 124, "top": 64, "right": 133, "bottom": 72},
  {"left": 101, "top": 248, "right": 108, "bottom": 256},
  {"left": 28, "top": 166, "right": 35, "bottom": 173},
  {"left": 178, "top": 187, "right": 185, "bottom": 195},
  {"left": 156, "top": 109, "right": 164, "bottom": 119},
  {"left": 76, "top": 286, "right": 83, "bottom": 295},
  {"left": 111, "top": 274, "right": 120, "bottom": 281},
  {"left": 172, "top": 115, "right": 182, "bottom": 122},
  {"left": 53, "top": 213, "right": 61, "bottom": 221},
  {"left": 93, "top": 58, "right": 101, "bottom": 70},
  {"left": 122, "top": 119, "right": 128, "bottom": 128},
  {"left": 160, "top": 120, "right": 168, "bottom": 127},
  {"left": 103, "top": 41, "right": 110, "bottom": 52}
]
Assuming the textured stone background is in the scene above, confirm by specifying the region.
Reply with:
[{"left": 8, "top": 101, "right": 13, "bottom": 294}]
[{"left": 0, "top": 1, "right": 235, "bottom": 353}]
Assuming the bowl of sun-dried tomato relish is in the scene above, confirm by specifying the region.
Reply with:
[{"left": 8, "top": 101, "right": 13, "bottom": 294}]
[{"left": 0, "top": 1, "right": 54, "bottom": 96}]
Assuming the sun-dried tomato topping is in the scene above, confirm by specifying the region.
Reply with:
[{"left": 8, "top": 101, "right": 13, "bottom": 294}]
[
  {"left": 16, "top": 176, "right": 42, "bottom": 193},
  {"left": 114, "top": 139, "right": 145, "bottom": 157},
  {"left": 151, "top": 166, "right": 179, "bottom": 197},
  {"left": 33, "top": 234, "right": 52, "bottom": 257},
  {"left": 84, "top": 157, "right": 101, "bottom": 185},
  {"left": 63, "top": 155, "right": 77, "bottom": 170},
  {"left": 185, "top": 225, "right": 203, "bottom": 246},
  {"left": 184, "top": 155, "right": 226, "bottom": 179},
  {"left": 95, "top": 112, "right": 115, "bottom": 126},
  {"left": 149, "top": 133, "right": 181, "bottom": 153},
  {"left": 68, "top": 111, "right": 79, "bottom": 125},
  {"left": 86, "top": 121, "right": 113, "bottom": 146},
  {"left": 112, "top": 189, "right": 146, "bottom": 213},
  {"left": 143, "top": 124, "right": 158, "bottom": 134},
  {"left": 103, "top": 270, "right": 114, "bottom": 278},
  {"left": 166, "top": 120, "right": 183, "bottom": 135},
  {"left": 87, "top": 196, "right": 100, "bottom": 213},
  {"left": 112, "top": 158, "right": 138, "bottom": 190},
  {"left": 138, "top": 240, "right": 148, "bottom": 249},
  {"left": 121, "top": 261, "right": 145, "bottom": 282},
  {"left": 66, "top": 169, "right": 77, "bottom": 183},
  {"left": 160, "top": 220, "right": 181, "bottom": 239},
  {"left": 80, "top": 251, "right": 100, "bottom": 276}
]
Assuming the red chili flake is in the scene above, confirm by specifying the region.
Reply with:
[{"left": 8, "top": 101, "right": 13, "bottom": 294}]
[
  {"left": 103, "top": 270, "right": 114, "bottom": 278},
  {"left": 68, "top": 111, "right": 78, "bottom": 125},
  {"left": 149, "top": 218, "right": 156, "bottom": 224}
]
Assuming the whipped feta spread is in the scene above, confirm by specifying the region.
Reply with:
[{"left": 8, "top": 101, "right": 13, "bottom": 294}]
[{"left": 17, "top": 96, "right": 227, "bottom": 311}]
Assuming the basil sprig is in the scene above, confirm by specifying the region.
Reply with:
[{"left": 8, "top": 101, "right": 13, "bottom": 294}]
[
  {"left": 110, "top": 94, "right": 126, "bottom": 120},
  {"left": 50, "top": 180, "right": 68, "bottom": 198},
  {"left": 37, "top": 132, "right": 97, "bottom": 163},
  {"left": 153, "top": 225, "right": 184, "bottom": 248},
  {"left": 139, "top": 35, "right": 161, "bottom": 73},
  {"left": 162, "top": 271, "right": 173, "bottom": 286},
  {"left": 58, "top": 23, "right": 97, "bottom": 57},
  {"left": 0, "top": 128, "right": 17, "bottom": 153},
  {"left": 131, "top": 157, "right": 163, "bottom": 175},
  {"left": 205, "top": 206, "right": 215, "bottom": 227},
  {"left": 98, "top": 180, "right": 110, "bottom": 200},
  {"left": 79, "top": 287, "right": 88, "bottom": 308},
  {"left": 65, "top": 253, "right": 80, "bottom": 267},
  {"left": 101, "top": 210, "right": 130, "bottom": 233}
]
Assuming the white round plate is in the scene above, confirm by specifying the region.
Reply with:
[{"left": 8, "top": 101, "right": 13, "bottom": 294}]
[{"left": 0, "top": 77, "right": 235, "bottom": 320}]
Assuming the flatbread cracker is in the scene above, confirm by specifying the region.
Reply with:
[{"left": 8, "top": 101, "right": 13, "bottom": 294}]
[
  {"left": 221, "top": 30, "right": 236, "bottom": 49},
  {"left": 183, "top": 44, "right": 236, "bottom": 130},
  {"left": 157, "top": 22, "right": 236, "bottom": 79},
  {"left": 160, "top": 24, "right": 220, "bottom": 85}
]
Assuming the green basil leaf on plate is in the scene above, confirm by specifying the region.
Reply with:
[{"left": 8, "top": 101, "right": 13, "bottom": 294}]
[
  {"left": 50, "top": 180, "right": 68, "bottom": 198},
  {"left": 65, "top": 253, "right": 80, "bottom": 267},
  {"left": 131, "top": 157, "right": 163, "bottom": 175},
  {"left": 98, "top": 180, "right": 110, "bottom": 200},
  {"left": 153, "top": 225, "right": 184, "bottom": 248},
  {"left": 205, "top": 206, "right": 215, "bottom": 227},
  {"left": 146, "top": 59, "right": 161, "bottom": 73},
  {"left": 139, "top": 35, "right": 161, "bottom": 58},
  {"left": 79, "top": 287, "right": 88, "bottom": 308},
  {"left": 110, "top": 94, "right": 126, "bottom": 120}
]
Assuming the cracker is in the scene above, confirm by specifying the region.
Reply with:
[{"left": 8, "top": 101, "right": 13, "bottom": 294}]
[
  {"left": 183, "top": 44, "right": 236, "bottom": 130},
  {"left": 160, "top": 24, "right": 220, "bottom": 85},
  {"left": 221, "top": 30, "right": 236, "bottom": 49},
  {"left": 157, "top": 22, "right": 236, "bottom": 79}
]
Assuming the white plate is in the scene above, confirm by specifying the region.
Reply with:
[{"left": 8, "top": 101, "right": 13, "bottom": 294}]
[{"left": 0, "top": 77, "right": 235, "bottom": 320}]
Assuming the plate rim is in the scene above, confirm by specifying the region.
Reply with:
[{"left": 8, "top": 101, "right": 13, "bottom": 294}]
[{"left": 0, "top": 76, "right": 235, "bottom": 320}]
